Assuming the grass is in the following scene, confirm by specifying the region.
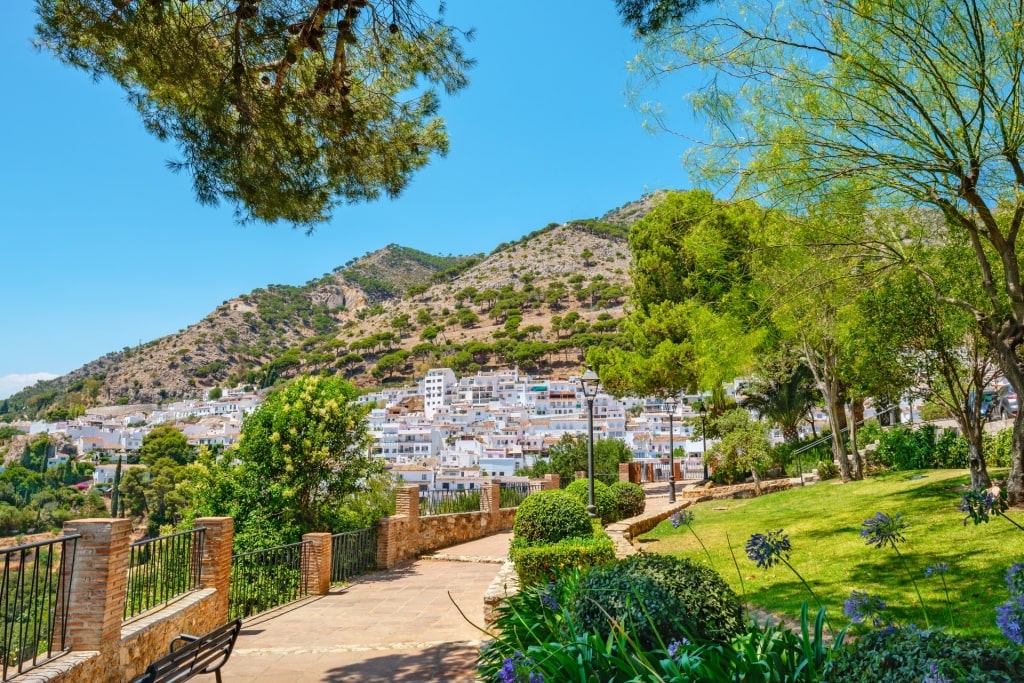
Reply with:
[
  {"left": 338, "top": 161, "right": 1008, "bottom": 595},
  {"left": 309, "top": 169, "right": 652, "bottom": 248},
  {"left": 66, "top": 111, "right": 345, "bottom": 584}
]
[{"left": 637, "top": 469, "right": 1022, "bottom": 641}]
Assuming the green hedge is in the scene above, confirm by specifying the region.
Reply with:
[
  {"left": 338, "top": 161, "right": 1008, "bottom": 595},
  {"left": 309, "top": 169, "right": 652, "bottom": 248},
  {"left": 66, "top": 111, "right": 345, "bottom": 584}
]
[{"left": 510, "top": 526, "right": 616, "bottom": 587}]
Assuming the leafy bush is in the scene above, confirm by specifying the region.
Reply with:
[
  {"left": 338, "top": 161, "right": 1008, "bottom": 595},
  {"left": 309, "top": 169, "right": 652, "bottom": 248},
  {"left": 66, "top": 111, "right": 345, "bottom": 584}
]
[
  {"left": 510, "top": 531, "right": 616, "bottom": 587},
  {"left": 871, "top": 425, "right": 968, "bottom": 471},
  {"left": 986, "top": 427, "right": 1014, "bottom": 468},
  {"left": 512, "top": 489, "right": 592, "bottom": 545},
  {"left": 608, "top": 481, "right": 645, "bottom": 519},
  {"left": 564, "top": 478, "right": 617, "bottom": 523},
  {"left": 822, "top": 625, "right": 1024, "bottom": 682},
  {"left": 816, "top": 459, "right": 839, "bottom": 480},
  {"left": 570, "top": 553, "right": 744, "bottom": 646}
]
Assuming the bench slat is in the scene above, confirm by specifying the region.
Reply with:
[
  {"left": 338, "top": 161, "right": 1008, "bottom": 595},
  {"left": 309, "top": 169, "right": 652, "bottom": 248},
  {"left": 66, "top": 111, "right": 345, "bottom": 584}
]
[{"left": 130, "top": 619, "right": 242, "bottom": 683}]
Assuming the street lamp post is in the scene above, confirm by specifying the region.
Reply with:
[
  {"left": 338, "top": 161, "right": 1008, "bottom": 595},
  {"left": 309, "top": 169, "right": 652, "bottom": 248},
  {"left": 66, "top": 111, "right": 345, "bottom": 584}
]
[
  {"left": 664, "top": 397, "right": 677, "bottom": 503},
  {"left": 698, "top": 400, "right": 709, "bottom": 481},
  {"left": 579, "top": 368, "right": 600, "bottom": 518}
]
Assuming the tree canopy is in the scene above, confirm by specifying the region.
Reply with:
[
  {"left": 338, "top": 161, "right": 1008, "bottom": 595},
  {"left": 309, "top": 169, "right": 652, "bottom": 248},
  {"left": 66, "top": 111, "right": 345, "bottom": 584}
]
[{"left": 35, "top": 0, "right": 474, "bottom": 228}]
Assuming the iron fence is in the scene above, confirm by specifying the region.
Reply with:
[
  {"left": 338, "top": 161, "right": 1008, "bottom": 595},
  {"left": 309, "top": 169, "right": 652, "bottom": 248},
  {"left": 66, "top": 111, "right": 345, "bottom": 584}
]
[
  {"left": 498, "top": 481, "right": 542, "bottom": 508},
  {"left": 124, "top": 528, "right": 206, "bottom": 621},
  {"left": 229, "top": 540, "right": 310, "bottom": 620},
  {"left": 419, "top": 489, "right": 481, "bottom": 516},
  {"left": 330, "top": 528, "right": 377, "bottom": 583},
  {"left": 0, "top": 534, "right": 80, "bottom": 682}
]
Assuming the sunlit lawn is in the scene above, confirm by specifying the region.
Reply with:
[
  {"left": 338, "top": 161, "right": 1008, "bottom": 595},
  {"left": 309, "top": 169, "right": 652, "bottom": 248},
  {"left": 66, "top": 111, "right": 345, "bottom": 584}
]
[{"left": 637, "top": 469, "right": 1022, "bottom": 641}]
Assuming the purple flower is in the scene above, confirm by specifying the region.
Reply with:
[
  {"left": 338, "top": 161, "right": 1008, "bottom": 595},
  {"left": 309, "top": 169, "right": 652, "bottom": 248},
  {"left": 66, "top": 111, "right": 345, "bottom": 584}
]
[
  {"left": 924, "top": 562, "right": 949, "bottom": 578},
  {"left": 539, "top": 583, "right": 558, "bottom": 611},
  {"left": 746, "top": 529, "right": 791, "bottom": 569},
  {"left": 958, "top": 487, "right": 1007, "bottom": 526},
  {"left": 499, "top": 652, "right": 538, "bottom": 683},
  {"left": 843, "top": 590, "right": 888, "bottom": 627},
  {"left": 996, "top": 594, "right": 1024, "bottom": 645},
  {"left": 922, "top": 661, "right": 951, "bottom": 683},
  {"left": 670, "top": 509, "right": 695, "bottom": 529},
  {"left": 1006, "top": 563, "right": 1024, "bottom": 597},
  {"left": 666, "top": 638, "right": 690, "bottom": 657},
  {"left": 861, "top": 512, "right": 908, "bottom": 549},
  {"left": 499, "top": 657, "right": 518, "bottom": 683}
]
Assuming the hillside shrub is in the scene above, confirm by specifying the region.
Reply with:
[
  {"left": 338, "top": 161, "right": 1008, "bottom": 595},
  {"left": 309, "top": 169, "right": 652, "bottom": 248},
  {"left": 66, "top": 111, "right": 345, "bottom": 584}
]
[
  {"left": 512, "top": 489, "right": 592, "bottom": 545},
  {"left": 570, "top": 553, "right": 744, "bottom": 647},
  {"left": 608, "top": 481, "right": 645, "bottom": 519},
  {"left": 873, "top": 425, "right": 969, "bottom": 471},
  {"left": 510, "top": 529, "right": 615, "bottom": 586},
  {"left": 822, "top": 625, "right": 1024, "bottom": 683},
  {"left": 564, "top": 478, "right": 617, "bottom": 523}
]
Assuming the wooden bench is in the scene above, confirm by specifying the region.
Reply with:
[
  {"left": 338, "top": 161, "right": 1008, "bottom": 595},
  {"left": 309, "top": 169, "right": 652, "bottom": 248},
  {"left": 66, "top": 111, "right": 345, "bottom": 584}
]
[{"left": 130, "top": 618, "right": 242, "bottom": 683}]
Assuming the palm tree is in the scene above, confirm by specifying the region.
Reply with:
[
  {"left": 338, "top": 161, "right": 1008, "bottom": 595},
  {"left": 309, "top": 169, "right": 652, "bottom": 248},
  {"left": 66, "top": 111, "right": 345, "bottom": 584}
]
[{"left": 744, "top": 365, "right": 817, "bottom": 443}]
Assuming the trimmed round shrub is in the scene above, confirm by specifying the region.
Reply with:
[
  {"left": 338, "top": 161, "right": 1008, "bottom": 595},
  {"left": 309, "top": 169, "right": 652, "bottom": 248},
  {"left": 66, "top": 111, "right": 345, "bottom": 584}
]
[
  {"left": 513, "top": 489, "right": 592, "bottom": 545},
  {"left": 569, "top": 553, "right": 744, "bottom": 647},
  {"left": 822, "top": 625, "right": 1024, "bottom": 682},
  {"left": 816, "top": 459, "right": 839, "bottom": 480},
  {"left": 564, "top": 478, "right": 617, "bottom": 522},
  {"left": 609, "top": 481, "right": 645, "bottom": 519}
]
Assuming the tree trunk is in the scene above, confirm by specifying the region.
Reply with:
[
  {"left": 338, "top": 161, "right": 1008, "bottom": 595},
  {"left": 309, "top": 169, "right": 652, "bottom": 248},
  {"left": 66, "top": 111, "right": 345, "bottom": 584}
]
[
  {"left": 847, "top": 402, "right": 863, "bottom": 480},
  {"left": 782, "top": 424, "right": 800, "bottom": 443},
  {"left": 828, "top": 389, "right": 851, "bottom": 482},
  {"left": 750, "top": 466, "right": 762, "bottom": 495},
  {"left": 981, "top": 324, "right": 1024, "bottom": 504}
]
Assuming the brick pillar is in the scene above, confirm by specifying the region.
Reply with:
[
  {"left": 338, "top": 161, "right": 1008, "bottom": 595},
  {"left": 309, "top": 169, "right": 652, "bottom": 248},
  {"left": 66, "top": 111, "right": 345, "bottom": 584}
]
[
  {"left": 543, "top": 473, "right": 560, "bottom": 490},
  {"left": 673, "top": 461, "right": 681, "bottom": 480},
  {"left": 194, "top": 517, "right": 233, "bottom": 624},
  {"left": 574, "top": 470, "right": 586, "bottom": 480},
  {"left": 302, "top": 532, "right": 332, "bottom": 595},
  {"left": 619, "top": 463, "right": 630, "bottom": 482},
  {"left": 395, "top": 485, "right": 420, "bottom": 519},
  {"left": 480, "top": 481, "right": 501, "bottom": 514},
  {"left": 59, "top": 518, "right": 132, "bottom": 654}
]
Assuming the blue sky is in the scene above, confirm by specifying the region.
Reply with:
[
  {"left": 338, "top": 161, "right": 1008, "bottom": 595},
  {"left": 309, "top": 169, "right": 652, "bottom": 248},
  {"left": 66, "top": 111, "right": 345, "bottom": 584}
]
[{"left": 0, "top": 1, "right": 699, "bottom": 399}]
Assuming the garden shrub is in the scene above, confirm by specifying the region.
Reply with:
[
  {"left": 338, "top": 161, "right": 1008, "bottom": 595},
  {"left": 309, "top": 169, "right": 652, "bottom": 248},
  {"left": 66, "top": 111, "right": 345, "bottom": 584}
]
[
  {"left": 564, "top": 478, "right": 617, "bottom": 523},
  {"left": 570, "top": 553, "right": 744, "bottom": 646},
  {"left": 512, "top": 489, "right": 592, "bottom": 545},
  {"left": 510, "top": 527, "right": 615, "bottom": 586},
  {"left": 986, "top": 427, "right": 1013, "bottom": 468},
  {"left": 816, "top": 459, "right": 839, "bottom": 480},
  {"left": 608, "top": 481, "right": 645, "bottom": 519},
  {"left": 822, "top": 625, "right": 1024, "bottom": 683},
  {"left": 871, "top": 424, "right": 968, "bottom": 471}
]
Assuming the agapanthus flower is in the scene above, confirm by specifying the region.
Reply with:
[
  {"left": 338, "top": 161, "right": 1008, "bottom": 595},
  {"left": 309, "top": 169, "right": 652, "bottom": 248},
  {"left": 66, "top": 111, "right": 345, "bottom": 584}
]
[
  {"left": 666, "top": 637, "right": 690, "bottom": 658},
  {"left": 746, "top": 529, "right": 791, "bottom": 569},
  {"left": 861, "top": 512, "right": 908, "bottom": 549},
  {"left": 924, "top": 562, "right": 950, "bottom": 578},
  {"left": 958, "top": 487, "right": 1008, "bottom": 526},
  {"left": 996, "top": 594, "right": 1024, "bottom": 646},
  {"left": 843, "top": 590, "right": 888, "bottom": 627},
  {"left": 670, "top": 509, "right": 695, "bottom": 529},
  {"left": 539, "top": 583, "right": 558, "bottom": 611},
  {"left": 499, "top": 651, "right": 542, "bottom": 683}
]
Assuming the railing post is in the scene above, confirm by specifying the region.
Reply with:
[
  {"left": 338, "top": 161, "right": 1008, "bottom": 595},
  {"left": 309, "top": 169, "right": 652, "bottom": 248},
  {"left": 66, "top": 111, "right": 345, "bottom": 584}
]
[
  {"left": 619, "top": 463, "right": 631, "bottom": 482},
  {"left": 395, "top": 485, "right": 420, "bottom": 519},
  {"left": 59, "top": 518, "right": 131, "bottom": 666},
  {"left": 377, "top": 486, "right": 420, "bottom": 569},
  {"left": 195, "top": 517, "right": 233, "bottom": 624},
  {"left": 542, "top": 473, "right": 560, "bottom": 490},
  {"left": 302, "top": 533, "right": 332, "bottom": 595}
]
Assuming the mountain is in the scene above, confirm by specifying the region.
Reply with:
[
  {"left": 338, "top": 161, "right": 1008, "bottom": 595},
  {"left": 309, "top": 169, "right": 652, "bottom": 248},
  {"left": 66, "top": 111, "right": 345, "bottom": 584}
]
[{"left": 3, "top": 193, "right": 669, "bottom": 419}]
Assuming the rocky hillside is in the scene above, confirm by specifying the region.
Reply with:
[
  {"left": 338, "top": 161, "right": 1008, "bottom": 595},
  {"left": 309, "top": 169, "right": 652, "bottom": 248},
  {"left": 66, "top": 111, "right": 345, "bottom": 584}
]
[{"left": 3, "top": 193, "right": 670, "bottom": 418}]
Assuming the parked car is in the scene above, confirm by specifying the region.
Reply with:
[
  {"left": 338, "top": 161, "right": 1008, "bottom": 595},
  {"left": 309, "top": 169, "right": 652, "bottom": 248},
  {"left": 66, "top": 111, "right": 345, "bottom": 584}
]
[
  {"left": 967, "top": 388, "right": 1001, "bottom": 421},
  {"left": 995, "top": 387, "right": 1019, "bottom": 420}
]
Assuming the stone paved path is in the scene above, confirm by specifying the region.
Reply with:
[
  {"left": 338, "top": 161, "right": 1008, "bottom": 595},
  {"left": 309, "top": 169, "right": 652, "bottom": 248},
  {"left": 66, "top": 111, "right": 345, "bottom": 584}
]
[{"left": 221, "top": 533, "right": 511, "bottom": 683}]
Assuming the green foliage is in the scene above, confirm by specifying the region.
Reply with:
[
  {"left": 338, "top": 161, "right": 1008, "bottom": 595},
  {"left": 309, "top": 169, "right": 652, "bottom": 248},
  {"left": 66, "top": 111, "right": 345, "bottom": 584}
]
[
  {"left": 547, "top": 434, "right": 634, "bottom": 487},
  {"left": 571, "top": 565, "right": 685, "bottom": 649},
  {"left": 564, "top": 478, "right": 618, "bottom": 523},
  {"left": 190, "top": 374, "right": 382, "bottom": 549},
  {"left": 608, "top": 481, "right": 646, "bottom": 519},
  {"left": 512, "top": 489, "right": 593, "bottom": 546},
  {"left": 509, "top": 530, "right": 615, "bottom": 587},
  {"left": 574, "top": 553, "right": 744, "bottom": 646},
  {"left": 873, "top": 426, "right": 968, "bottom": 471},
  {"left": 139, "top": 425, "right": 192, "bottom": 466},
  {"left": 193, "top": 360, "right": 227, "bottom": 378},
  {"left": 816, "top": 460, "right": 839, "bottom": 480},
  {"left": 36, "top": 1, "right": 473, "bottom": 227},
  {"left": 822, "top": 626, "right": 1024, "bottom": 683},
  {"left": 707, "top": 409, "right": 772, "bottom": 485},
  {"left": 207, "top": 387, "right": 223, "bottom": 400},
  {"left": 986, "top": 428, "right": 1014, "bottom": 468}
]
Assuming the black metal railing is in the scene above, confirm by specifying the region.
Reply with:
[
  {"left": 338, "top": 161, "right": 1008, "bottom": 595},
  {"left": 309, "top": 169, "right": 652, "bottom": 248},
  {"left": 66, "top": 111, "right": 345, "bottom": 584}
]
[
  {"left": 0, "top": 534, "right": 80, "bottom": 682},
  {"left": 229, "top": 540, "right": 310, "bottom": 620},
  {"left": 330, "top": 528, "right": 377, "bottom": 583},
  {"left": 498, "top": 481, "right": 541, "bottom": 508},
  {"left": 419, "top": 489, "right": 481, "bottom": 516},
  {"left": 124, "top": 528, "right": 206, "bottom": 620}
]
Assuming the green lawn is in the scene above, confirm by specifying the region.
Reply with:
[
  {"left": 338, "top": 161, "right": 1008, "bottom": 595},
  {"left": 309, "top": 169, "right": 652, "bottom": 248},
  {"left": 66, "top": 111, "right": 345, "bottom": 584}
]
[{"left": 637, "top": 469, "right": 1022, "bottom": 640}]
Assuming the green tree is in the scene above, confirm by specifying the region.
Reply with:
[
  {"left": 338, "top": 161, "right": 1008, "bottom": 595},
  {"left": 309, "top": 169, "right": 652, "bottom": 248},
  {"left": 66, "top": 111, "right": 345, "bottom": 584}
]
[
  {"left": 706, "top": 409, "right": 772, "bottom": 491},
  {"left": 635, "top": 0, "right": 1024, "bottom": 501},
  {"left": 35, "top": 0, "right": 473, "bottom": 228},
  {"left": 546, "top": 434, "right": 633, "bottom": 486},
  {"left": 139, "top": 425, "right": 192, "bottom": 466},
  {"left": 193, "top": 375, "right": 383, "bottom": 547},
  {"left": 208, "top": 387, "right": 223, "bottom": 401},
  {"left": 743, "top": 363, "right": 816, "bottom": 444}
]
